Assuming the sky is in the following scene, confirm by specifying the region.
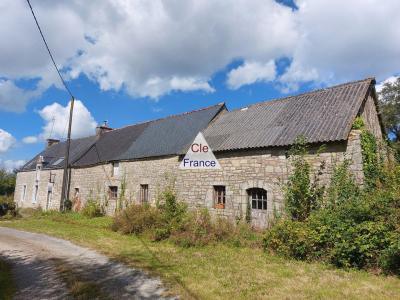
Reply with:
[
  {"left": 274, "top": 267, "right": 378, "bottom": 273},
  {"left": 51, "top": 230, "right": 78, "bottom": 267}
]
[{"left": 0, "top": 0, "right": 399, "bottom": 172}]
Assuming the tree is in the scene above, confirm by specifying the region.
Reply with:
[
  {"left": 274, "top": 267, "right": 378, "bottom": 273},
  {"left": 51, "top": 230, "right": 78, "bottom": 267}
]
[
  {"left": 378, "top": 77, "right": 400, "bottom": 158},
  {"left": 0, "top": 168, "right": 16, "bottom": 196}
]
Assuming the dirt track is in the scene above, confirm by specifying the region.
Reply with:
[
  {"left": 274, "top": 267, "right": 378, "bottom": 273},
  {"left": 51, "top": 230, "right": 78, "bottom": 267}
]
[{"left": 0, "top": 227, "right": 170, "bottom": 299}]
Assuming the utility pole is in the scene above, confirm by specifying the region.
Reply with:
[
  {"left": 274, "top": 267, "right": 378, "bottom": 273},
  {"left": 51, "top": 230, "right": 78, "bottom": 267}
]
[{"left": 60, "top": 97, "right": 75, "bottom": 211}]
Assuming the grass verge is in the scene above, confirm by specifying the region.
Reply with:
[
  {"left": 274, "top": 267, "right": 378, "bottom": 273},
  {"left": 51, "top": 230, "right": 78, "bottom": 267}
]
[
  {"left": 0, "top": 259, "right": 15, "bottom": 300},
  {"left": 1, "top": 213, "right": 400, "bottom": 299}
]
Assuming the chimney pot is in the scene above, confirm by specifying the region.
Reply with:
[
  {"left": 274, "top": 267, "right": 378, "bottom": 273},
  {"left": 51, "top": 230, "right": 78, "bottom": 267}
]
[{"left": 96, "top": 121, "right": 113, "bottom": 136}]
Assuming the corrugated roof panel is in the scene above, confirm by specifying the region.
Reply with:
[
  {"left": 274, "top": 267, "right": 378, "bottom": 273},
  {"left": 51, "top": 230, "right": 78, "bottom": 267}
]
[{"left": 204, "top": 78, "right": 373, "bottom": 151}]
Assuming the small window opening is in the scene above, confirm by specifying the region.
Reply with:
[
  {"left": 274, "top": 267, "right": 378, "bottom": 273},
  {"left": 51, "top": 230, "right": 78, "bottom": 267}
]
[
  {"left": 108, "top": 186, "right": 118, "bottom": 200},
  {"left": 213, "top": 186, "right": 226, "bottom": 209},
  {"left": 140, "top": 184, "right": 149, "bottom": 203},
  {"left": 112, "top": 162, "right": 119, "bottom": 177},
  {"left": 247, "top": 188, "right": 267, "bottom": 210}
]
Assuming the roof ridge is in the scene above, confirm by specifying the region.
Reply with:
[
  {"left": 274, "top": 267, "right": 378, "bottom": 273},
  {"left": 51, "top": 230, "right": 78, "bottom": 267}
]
[
  {"left": 104, "top": 102, "right": 226, "bottom": 134},
  {"left": 231, "top": 77, "right": 375, "bottom": 112}
]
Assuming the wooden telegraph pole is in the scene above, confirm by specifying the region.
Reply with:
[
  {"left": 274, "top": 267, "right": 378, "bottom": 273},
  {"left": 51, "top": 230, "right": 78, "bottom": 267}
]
[{"left": 60, "top": 97, "right": 75, "bottom": 211}]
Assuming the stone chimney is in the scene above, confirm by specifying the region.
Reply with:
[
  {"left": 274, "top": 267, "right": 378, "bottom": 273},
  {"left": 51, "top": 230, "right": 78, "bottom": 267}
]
[
  {"left": 96, "top": 121, "right": 113, "bottom": 136},
  {"left": 46, "top": 138, "right": 60, "bottom": 148}
]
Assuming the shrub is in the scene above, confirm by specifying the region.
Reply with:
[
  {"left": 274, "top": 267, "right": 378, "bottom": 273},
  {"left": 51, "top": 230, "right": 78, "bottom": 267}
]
[
  {"left": 265, "top": 185, "right": 400, "bottom": 273},
  {"left": 284, "top": 136, "right": 324, "bottom": 221},
  {"left": 112, "top": 204, "right": 161, "bottom": 234},
  {"left": 352, "top": 117, "right": 365, "bottom": 130},
  {"left": 170, "top": 209, "right": 214, "bottom": 247},
  {"left": 264, "top": 219, "right": 315, "bottom": 260},
  {"left": 264, "top": 138, "right": 400, "bottom": 274},
  {"left": 170, "top": 209, "right": 260, "bottom": 248},
  {"left": 379, "top": 235, "right": 400, "bottom": 275},
  {"left": 360, "top": 130, "right": 383, "bottom": 190},
  {"left": 326, "top": 160, "right": 360, "bottom": 207},
  {"left": 81, "top": 200, "right": 104, "bottom": 218},
  {"left": 0, "top": 195, "right": 17, "bottom": 218}
]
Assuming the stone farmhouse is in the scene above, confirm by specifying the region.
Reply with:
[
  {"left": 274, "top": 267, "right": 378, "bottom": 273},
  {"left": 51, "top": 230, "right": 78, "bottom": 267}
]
[{"left": 14, "top": 78, "right": 384, "bottom": 228}]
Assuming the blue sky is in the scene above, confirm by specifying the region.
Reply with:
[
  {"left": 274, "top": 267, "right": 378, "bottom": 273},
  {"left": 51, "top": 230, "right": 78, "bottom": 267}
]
[{"left": 0, "top": 0, "right": 399, "bottom": 171}]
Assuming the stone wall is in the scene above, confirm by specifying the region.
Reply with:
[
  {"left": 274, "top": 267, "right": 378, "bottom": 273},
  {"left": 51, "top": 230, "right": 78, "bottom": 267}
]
[
  {"left": 14, "top": 168, "right": 63, "bottom": 210},
  {"left": 69, "top": 156, "right": 178, "bottom": 214},
  {"left": 175, "top": 133, "right": 363, "bottom": 228},
  {"left": 13, "top": 130, "right": 365, "bottom": 228},
  {"left": 360, "top": 94, "right": 383, "bottom": 140}
]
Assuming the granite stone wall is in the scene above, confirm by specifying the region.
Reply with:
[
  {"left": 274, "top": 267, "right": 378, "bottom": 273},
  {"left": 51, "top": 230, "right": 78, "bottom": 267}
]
[
  {"left": 14, "top": 130, "right": 365, "bottom": 228},
  {"left": 359, "top": 94, "right": 383, "bottom": 140},
  {"left": 14, "top": 168, "right": 63, "bottom": 210}
]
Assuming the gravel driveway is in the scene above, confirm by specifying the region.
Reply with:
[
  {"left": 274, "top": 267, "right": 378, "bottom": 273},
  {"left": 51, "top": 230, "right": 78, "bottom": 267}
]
[{"left": 0, "top": 227, "right": 170, "bottom": 299}]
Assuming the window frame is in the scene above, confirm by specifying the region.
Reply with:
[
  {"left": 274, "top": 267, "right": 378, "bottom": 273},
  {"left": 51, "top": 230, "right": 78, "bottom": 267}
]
[
  {"left": 21, "top": 185, "right": 27, "bottom": 202},
  {"left": 247, "top": 188, "right": 267, "bottom": 211},
  {"left": 112, "top": 162, "right": 119, "bottom": 177},
  {"left": 140, "top": 184, "right": 149, "bottom": 203},
  {"left": 213, "top": 185, "right": 226, "bottom": 208},
  {"left": 32, "top": 185, "right": 38, "bottom": 204},
  {"left": 108, "top": 186, "right": 118, "bottom": 200}
]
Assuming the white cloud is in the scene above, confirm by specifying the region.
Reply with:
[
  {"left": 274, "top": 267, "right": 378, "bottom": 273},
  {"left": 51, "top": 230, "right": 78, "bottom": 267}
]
[
  {"left": 281, "top": 0, "right": 400, "bottom": 87},
  {"left": 38, "top": 100, "right": 97, "bottom": 139},
  {"left": 22, "top": 136, "right": 39, "bottom": 144},
  {"left": 227, "top": 61, "right": 276, "bottom": 89},
  {"left": 0, "top": 129, "right": 15, "bottom": 153},
  {"left": 0, "top": 159, "right": 26, "bottom": 172},
  {"left": 0, "top": 0, "right": 400, "bottom": 107},
  {"left": 0, "top": 79, "right": 40, "bottom": 112},
  {"left": 376, "top": 76, "right": 399, "bottom": 93},
  {"left": 0, "top": 0, "right": 298, "bottom": 106}
]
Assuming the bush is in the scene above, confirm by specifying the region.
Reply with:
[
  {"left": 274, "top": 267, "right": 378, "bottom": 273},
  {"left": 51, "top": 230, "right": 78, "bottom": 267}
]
[
  {"left": 112, "top": 204, "right": 161, "bottom": 234},
  {"left": 265, "top": 179, "right": 400, "bottom": 273},
  {"left": 112, "top": 186, "right": 262, "bottom": 248},
  {"left": 284, "top": 136, "right": 324, "bottom": 221},
  {"left": 352, "top": 117, "right": 365, "bottom": 130},
  {"left": 326, "top": 160, "right": 360, "bottom": 207},
  {"left": 264, "top": 219, "right": 317, "bottom": 260},
  {"left": 264, "top": 139, "right": 400, "bottom": 275},
  {"left": 0, "top": 195, "right": 17, "bottom": 218},
  {"left": 379, "top": 235, "right": 400, "bottom": 275},
  {"left": 81, "top": 200, "right": 104, "bottom": 218}
]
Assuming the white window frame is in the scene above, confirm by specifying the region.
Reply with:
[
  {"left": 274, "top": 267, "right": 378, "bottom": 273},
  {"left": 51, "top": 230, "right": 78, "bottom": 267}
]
[
  {"left": 21, "top": 185, "right": 27, "bottom": 202},
  {"left": 112, "top": 162, "right": 119, "bottom": 177},
  {"left": 32, "top": 185, "right": 38, "bottom": 204}
]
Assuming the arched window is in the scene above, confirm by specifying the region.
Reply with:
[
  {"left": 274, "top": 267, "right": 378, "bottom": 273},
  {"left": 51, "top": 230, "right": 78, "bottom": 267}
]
[{"left": 247, "top": 188, "right": 267, "bottom": 210}]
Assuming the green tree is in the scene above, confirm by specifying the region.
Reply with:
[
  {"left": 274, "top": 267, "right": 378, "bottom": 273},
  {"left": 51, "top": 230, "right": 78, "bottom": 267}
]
[
  {"left": 0, "top": 168, "right": 16, "bottom": 196},
  {"left": 378, "top": 76, "right": 400, "bottom": 158}
]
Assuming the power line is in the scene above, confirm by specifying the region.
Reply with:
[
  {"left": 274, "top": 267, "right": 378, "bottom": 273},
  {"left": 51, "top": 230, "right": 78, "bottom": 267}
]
[{"left": 26, "top": 0, "right": 74, "bottom": 99}]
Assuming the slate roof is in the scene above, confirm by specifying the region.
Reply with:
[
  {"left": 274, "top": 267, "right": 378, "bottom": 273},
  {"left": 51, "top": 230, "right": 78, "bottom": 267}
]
[
  {"left": 20, "top": 103, "right": 225, "bottom": 171},
  {"left": 115, "top": 103, "right": 226, "bottom": 160},
  {"left": 20, "top": 136, "right": 97, "bottom": 171},
  {"left": 203, "top": 78, "right": 375, "bottom": 152}
]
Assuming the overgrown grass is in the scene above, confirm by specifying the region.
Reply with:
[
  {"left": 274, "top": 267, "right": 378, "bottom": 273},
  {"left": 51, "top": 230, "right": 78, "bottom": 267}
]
[
  {"left": 0, "top": 259, "right": 15, "bottom": 300},
  {"left": 2, "top": 213, "right": 400, "bottom": 299}
]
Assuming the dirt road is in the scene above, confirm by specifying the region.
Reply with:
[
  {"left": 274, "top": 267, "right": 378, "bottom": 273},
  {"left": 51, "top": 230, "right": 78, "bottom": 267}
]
[{"left": 0, "top": 227, "right": 170, "bottom": 299}]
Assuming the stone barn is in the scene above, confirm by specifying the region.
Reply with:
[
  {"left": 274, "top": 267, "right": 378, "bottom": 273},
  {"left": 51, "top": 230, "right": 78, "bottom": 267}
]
[{"left": 14, "top": 78, "right": 384, "bottom": 228}]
